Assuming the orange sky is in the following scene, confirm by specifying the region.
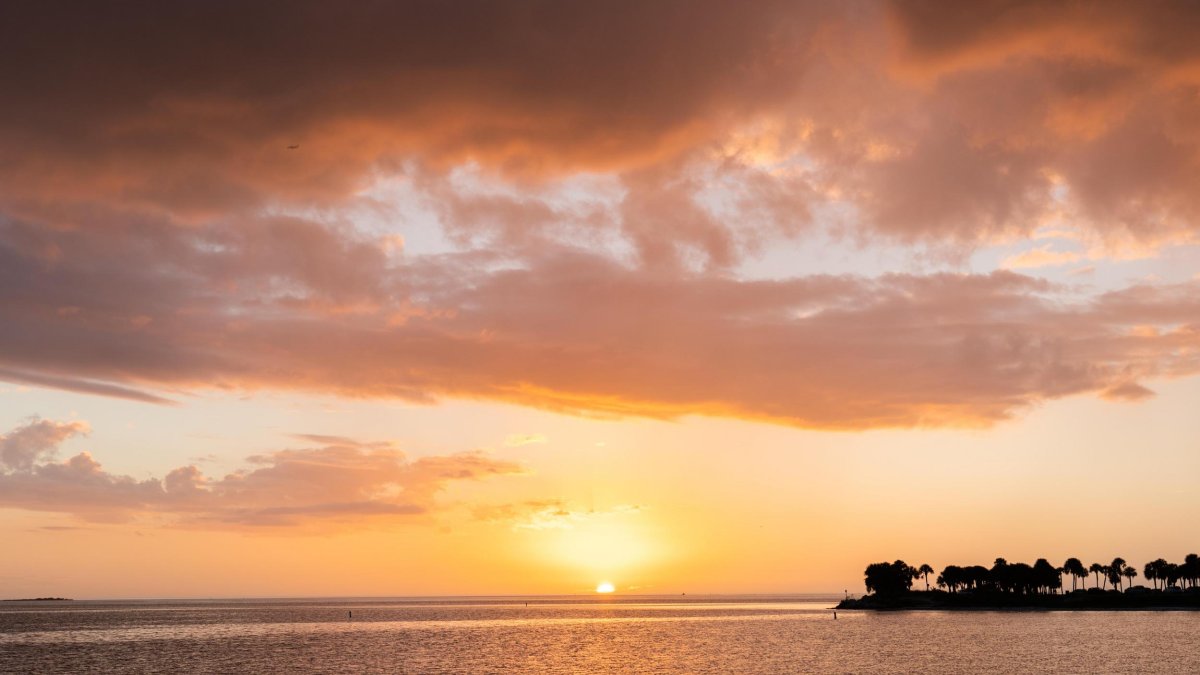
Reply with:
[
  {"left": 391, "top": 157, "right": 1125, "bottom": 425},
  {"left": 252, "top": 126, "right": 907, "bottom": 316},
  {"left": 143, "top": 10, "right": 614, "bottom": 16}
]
[{"left": 1, "top": 0, "right": 1199, "bottom": 598}]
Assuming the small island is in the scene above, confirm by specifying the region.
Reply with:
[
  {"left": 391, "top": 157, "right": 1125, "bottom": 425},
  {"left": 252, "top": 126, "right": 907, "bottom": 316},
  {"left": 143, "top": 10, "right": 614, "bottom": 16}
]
[
  {"left": 838, "top": 556, "right": 1200, "bottom": 611},
  {"left": 2, "top": 597, "right": 73, "bottom": 602}
]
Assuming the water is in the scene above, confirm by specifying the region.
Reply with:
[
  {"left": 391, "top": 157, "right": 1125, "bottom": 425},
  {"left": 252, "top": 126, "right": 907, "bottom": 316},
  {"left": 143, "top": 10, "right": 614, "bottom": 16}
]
[{"left": 2, "top": 595, "right": 1199, "bottom": 673}]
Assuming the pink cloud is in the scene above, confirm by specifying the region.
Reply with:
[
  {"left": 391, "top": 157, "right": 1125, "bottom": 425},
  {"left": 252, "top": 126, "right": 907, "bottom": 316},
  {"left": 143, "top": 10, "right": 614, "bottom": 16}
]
[
  {"left": 1001, "top": 245, "right": 1084, "bottom": 270},
  {"left": 0, "top": 419, "right": 524, "bottom": 528},
  {"left": 0, "top": 417, "right": 90, "bottom": 471},
  {"left": 2, "top": 219, "right": 1198, "bottom": 428}
]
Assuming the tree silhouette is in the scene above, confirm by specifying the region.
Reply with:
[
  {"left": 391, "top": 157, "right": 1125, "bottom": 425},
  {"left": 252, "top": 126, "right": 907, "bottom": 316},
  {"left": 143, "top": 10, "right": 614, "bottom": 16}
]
[
  {"left": 1148, "top": 558, "right": 1170, "bottom": 590},
  {"left": 866, "top": 554, "right": 1200, "bottom": 599},
  {"left": 1063, "top": 558, "right": 1086, "bottom": 592},
  {"left": 1165, "top": 562, "right": 1182, "bottom": 589},
  {"left": 1109, "top": 558, "right": 1127, "bottom": 591},
  {"left": 917, "top": 564, "right": 934, "bottom": 591},
  {"left": 1122, "top": 566, "right": 1137, "bottom": 589},
  {"left": 864, "top": 560, "right": 915, "bottom": 596},
  {"left": 1033, "top": 559, "right": 1060, "bottom": 595},
  {"left": 1144, "top": 560, "right": 1159, "bottom": 590},
  {"left": 991, "top": 558, "right": 1010, "bottom": 593},
  {"left": 936, "top": 565, "right": 956, "bottom": 593},
  {"left": 1184, "top": 554, "right": 1199, "bottom": 589},
  {"left": 1010, "top": 562, "right": 1035, "bottom": 594}
]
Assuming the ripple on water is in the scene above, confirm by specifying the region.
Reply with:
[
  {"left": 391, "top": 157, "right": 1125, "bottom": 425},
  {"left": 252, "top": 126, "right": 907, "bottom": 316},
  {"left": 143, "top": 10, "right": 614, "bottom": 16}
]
[{"left": 2, "top": 599, "right": 1199, "bottom": 674}]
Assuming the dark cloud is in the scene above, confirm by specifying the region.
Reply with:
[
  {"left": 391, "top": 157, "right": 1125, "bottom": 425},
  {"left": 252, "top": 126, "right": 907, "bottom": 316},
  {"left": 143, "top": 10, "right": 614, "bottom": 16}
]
[
  {"left": 2, "top": 1, "right": 1199, "bottom": 429},
  {"left": 4, "top": 1, "right": 1196, "bottom": 246}
]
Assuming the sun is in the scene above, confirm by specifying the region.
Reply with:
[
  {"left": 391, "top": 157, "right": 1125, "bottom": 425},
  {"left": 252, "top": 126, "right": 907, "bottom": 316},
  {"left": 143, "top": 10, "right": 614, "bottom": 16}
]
[{"left": 595, "top": 581, "right": 615, "bottom": 594}]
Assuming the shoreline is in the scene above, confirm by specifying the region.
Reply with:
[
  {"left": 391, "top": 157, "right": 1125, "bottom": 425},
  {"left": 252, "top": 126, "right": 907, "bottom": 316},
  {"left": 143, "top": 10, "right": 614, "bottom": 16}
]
[{"left": 838, "top": 589, "right": 1200, "bottom": 611}]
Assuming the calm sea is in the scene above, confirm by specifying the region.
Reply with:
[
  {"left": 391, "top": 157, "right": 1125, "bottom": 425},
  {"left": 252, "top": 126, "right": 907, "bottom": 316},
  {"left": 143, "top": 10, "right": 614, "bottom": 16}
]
[{"left": 2, "top": 595, "right": 1199, "bottom": 673}]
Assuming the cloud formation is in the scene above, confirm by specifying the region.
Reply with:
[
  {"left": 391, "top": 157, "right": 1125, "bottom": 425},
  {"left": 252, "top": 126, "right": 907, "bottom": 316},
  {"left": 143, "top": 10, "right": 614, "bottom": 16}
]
[
  {"left": 474, "top": 499, "right": 642, "bottom": 531},
  {"left": 2, "top": 1, "right": 1200, "bottom": 428},
  {"left": 2, "top": 2, "right": 1198, "bottom": 245},
  {"left": 504, "top": 434, "right": 548, "bottom": 448},
  {"left": 0, "top": 419, "right": 523, "bottom": 528},
  {"left": 0, "top": 417, "right": 89, "bottom": 471},
  {"left": 4, "top": 213, "right": 1200, "bottom": 428}
]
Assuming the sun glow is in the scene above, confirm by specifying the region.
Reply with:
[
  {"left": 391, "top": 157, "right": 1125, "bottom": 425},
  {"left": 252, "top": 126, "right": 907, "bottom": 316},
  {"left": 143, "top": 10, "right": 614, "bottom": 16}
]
[
  {"left": 596, "top": 581, "right": 615, "bottom": 593},
  {"left": 541, "top": 519, "right": 659, "bottom": 576}
]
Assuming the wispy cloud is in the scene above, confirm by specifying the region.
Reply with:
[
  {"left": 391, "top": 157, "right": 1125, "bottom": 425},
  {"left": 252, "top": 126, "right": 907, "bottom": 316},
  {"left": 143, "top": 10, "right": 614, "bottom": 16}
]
[
  {"left": 1001, "top": 245, "right": 1084, "bottom": 270},
  {"left": 474, "top": 500, "right": 643, "bottom": 531},
  {"left": 504, "top": 434, "right": 548, "bottom": 447}
]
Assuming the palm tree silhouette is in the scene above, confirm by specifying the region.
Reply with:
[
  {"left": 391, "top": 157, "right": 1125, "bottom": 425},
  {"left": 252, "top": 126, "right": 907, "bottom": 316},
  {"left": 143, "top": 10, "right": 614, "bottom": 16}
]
[
  {"left": 1122, "top": 566, "right": 1137, "bottom": 590},
  {"left": 1110, "top": 558, "right": 1127, "bottom": 591},
  {"left": 1063, "top": 558, "right": 1086, "bottom": 592},
  {"left": 868, "top": 555, "right": 1200, "bottom": 602},
  {"left": 1149, "top": 558, "right": 1170, "bottom": 590},
  {"left": 917, "top": 564, "right": 934, "bottom": 591},
  {"left": 1165, "top": 562, "right": 1182, "bottom": 589}
]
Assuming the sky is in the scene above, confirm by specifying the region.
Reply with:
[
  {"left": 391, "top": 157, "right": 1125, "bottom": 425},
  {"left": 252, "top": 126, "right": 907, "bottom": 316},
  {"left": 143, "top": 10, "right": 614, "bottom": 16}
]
[{"left": 1, "top": 0, "right": 1199, "bottom": 599}]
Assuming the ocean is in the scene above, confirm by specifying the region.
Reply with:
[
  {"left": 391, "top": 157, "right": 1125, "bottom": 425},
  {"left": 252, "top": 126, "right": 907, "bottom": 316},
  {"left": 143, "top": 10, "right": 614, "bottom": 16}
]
[{"left": 2, "top": 595, "right": 1199, "bottom": 673}]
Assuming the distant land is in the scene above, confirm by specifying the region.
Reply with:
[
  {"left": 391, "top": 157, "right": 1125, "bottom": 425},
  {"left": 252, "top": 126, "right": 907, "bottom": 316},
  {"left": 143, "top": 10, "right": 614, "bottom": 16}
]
[
  {"left": 839, "top": 557, "right": 1200, "bottom": 611},
  {"left": 2, "top": 597, "right": 73, "bottom": 602},
  {"left": 838, "top": 589, "right": 1200, "bottom": 611}
]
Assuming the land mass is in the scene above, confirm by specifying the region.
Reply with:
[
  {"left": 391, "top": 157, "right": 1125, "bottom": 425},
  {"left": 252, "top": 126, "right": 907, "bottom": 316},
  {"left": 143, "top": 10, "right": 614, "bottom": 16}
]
[
  {"left": 2, "top": 597, "right": 73, "bottom": 602},
  {"left": 838, "top": 589, "right": 1200, "bottom": 611}
]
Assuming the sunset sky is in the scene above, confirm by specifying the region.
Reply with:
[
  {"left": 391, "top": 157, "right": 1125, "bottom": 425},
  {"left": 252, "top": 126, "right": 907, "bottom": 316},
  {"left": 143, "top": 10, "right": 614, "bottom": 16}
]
[{"left": 2, "top": 0, "right": 1199, "bottom": 599}]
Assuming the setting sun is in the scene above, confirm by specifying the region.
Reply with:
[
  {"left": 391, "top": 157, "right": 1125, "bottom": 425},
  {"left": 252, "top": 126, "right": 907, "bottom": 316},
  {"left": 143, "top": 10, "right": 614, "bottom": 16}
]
[{"left": 596, "top": 582, "right": 615, "bottom": 594}]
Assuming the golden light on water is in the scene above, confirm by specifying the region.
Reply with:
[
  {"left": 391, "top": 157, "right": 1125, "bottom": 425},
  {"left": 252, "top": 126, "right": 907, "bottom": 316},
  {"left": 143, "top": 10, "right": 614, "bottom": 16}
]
[{"left": 596, "top": 582, "right": 615, "bottom": 594}]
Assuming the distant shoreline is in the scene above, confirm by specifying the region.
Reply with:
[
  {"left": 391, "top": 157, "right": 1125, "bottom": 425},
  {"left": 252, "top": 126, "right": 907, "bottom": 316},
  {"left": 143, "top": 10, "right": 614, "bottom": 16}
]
[
  {"left": 837, "top": 590, "right": 1200, "bottom": 611},
  {"left": 0, "top": 594, "right": 832, "bottom": 604}
]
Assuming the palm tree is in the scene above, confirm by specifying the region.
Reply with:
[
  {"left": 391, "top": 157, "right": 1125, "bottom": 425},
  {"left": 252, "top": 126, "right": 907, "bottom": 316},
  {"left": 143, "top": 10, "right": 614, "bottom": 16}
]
[
  {"left": 1063, "top": 558, "right": 1085, "bottom": 592},
  {"left": 1110, "top": 558, "right": 1127, "bottom": 591},
  {"left": 1144, "top": 561, "right": 1159, "bottom": 590},
  {"left": 1122, "top": 566, "right": 1137, "bottom": 590},
  {"left": 1150, "top": 558, "right": 1170, "bottom": 591},
  {"left": 1165, "top": 562, "right": 1182, "bottom": 590},
  {"left": 1089, "top": 562, "right": 1104, "bottom": 589},
  {"left": 1185, "top": 554, "right": 1199, "bottom": 589},
  {"left": 917, "top": 564, "right": 934, "bottom": 591}
]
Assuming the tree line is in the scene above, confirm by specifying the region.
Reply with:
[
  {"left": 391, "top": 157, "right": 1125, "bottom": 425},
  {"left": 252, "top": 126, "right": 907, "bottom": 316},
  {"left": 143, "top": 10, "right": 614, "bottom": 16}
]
[{"left": 864, "top": 554, "right": 1200, "bottom": 595}]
